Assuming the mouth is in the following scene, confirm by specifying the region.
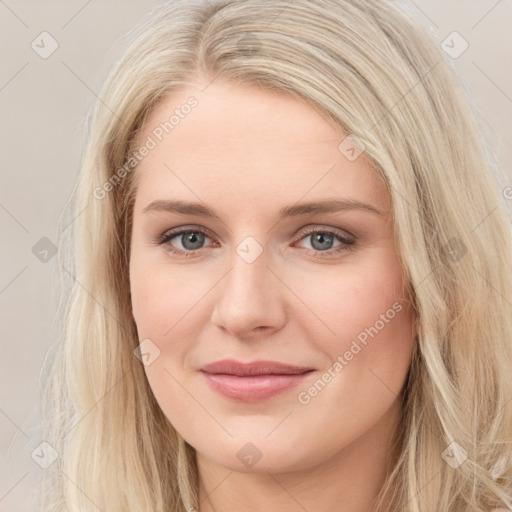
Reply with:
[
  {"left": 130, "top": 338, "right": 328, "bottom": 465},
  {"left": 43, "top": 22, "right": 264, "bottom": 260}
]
[
  {"left": 200, "top": 359, "right": 314, "bottom": 376},
  {"left": 199, "top": 359, "right": 315, "bottom": 402}
]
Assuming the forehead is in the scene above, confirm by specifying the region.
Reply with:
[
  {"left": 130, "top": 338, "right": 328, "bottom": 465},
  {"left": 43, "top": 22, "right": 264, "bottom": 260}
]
[{"left": 132, "top": 80, "right": 390, "bottom": 216}]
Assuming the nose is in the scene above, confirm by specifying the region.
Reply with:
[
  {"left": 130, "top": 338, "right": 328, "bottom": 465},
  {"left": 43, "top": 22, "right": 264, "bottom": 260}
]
[{"left": 210, "top": 243, "right": 286, "bottom": 340}]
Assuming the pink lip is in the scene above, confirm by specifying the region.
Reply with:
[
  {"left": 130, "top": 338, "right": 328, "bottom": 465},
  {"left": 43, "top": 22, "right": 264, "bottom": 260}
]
[{"left": 200, "top": 359, "right": 315, "bottom": 401}]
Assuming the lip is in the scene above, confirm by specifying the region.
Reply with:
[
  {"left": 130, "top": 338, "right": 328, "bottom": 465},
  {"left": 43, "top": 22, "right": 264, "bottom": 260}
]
[
  {"left": 200, "top": 359, "right": 315, "bottom": 402},
  {"left": 200, "top": 359, "right": 314, "bottom": 376}
]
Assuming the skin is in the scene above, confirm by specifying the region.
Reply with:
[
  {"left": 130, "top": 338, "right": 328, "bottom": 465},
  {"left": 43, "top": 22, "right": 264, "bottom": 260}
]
[{"left": 129, "top": 79, "right": 417, "bottom": 512}]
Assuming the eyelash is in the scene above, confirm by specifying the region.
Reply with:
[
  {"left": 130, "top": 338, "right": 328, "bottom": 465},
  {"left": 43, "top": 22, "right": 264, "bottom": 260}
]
[{"left": 153, "top": 225, "right": 356, "bottom": 259}]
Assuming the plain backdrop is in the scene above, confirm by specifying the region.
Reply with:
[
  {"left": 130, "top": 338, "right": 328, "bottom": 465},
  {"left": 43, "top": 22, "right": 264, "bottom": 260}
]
[{"left": 1, "top": 1, "right": 511, "bottom": 510}]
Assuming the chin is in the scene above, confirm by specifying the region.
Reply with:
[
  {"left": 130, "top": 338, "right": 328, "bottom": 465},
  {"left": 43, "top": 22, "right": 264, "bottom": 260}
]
[{"left": 195, "top": 435, "right": 320, "bottom": 475}]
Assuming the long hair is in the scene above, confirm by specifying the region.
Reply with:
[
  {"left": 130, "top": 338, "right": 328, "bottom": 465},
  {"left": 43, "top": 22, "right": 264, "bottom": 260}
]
[{"left": 39, "top": 1, "right": 512, "bottom": 510}]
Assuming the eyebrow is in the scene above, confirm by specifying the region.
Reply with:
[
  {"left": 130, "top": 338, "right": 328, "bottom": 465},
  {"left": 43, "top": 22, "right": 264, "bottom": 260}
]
[{"left": 142, "top": 198, "right": 383, "bottom": 219}]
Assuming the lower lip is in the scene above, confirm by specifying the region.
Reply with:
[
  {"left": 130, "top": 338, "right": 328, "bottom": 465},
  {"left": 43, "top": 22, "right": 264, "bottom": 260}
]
[{"left": 201, "top": 371, "right": 314, "bottom": 402}]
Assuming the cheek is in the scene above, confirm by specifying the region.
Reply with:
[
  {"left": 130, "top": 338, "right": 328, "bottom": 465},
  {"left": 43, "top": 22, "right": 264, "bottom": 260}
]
[
  {"left": 293, "top": 254, "right": 410, "bottom": 344},
  {"left": 129, "top": 259, "right": 202, "bottom": 433},
  {"left": 295, "top": 252, "right": 415, "bottom": 397},
  {"left": 130, "top": 253, "right": 207, "bottom": 341},
  {"left": 290, "top": 260, "right": 414, "bottom": 441}
]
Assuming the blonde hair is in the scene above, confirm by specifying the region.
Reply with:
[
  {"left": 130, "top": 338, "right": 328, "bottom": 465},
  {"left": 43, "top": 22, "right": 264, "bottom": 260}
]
[{"left": 39, "top": 0, "right": 512, "bottom": 510}]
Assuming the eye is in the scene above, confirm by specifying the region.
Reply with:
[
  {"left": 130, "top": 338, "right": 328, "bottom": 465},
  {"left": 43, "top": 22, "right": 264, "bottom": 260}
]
[
  {"left": 294, "top": 226, "right": 356, "bottom": 257},
  {"left": 154, "top": 227, "right": 216, "bottom": 257},
  {"left": 153, "top": 225, "right": 356, "bottom": 258}
]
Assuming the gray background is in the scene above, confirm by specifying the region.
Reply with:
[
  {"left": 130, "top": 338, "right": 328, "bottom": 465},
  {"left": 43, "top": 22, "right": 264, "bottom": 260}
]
[{"left": 1, "top": 1, "right": 511, "bottom": 510}]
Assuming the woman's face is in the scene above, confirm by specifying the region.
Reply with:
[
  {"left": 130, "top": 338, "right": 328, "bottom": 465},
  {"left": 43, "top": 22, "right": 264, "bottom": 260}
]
[{"left": 129, "top": 80, "right": 416, "bottom": 474}]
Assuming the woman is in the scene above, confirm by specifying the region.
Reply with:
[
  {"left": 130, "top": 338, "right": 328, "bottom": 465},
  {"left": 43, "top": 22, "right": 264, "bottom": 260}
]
[{"left": 40, "top": 0, "right": 512, "bottom": 510}]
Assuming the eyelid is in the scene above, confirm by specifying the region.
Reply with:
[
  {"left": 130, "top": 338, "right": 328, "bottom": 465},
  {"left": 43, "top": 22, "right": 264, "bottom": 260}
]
[
  {"left": 156, "top": 224, "right": 354, "bottom": 242},
  {"left": 154, "top": 224, "right": 216, "bottom": 245},
  {"left": 297, "top": 224, "right": 355, "bottom": 242}
]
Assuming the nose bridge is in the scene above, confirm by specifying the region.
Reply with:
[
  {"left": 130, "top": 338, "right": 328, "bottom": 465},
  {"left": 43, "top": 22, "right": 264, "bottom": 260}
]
[
  {"left": 225, "top": 235, "right": 272, "bottom": 303},
  {"left": 211, "top": 234, "right": 285, "bottom": 336}
]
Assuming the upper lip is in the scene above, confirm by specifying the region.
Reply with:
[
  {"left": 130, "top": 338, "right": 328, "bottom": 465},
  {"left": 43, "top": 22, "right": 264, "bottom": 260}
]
[{"left": 200, "top": 359, "right": 314, "bottom": 376}]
